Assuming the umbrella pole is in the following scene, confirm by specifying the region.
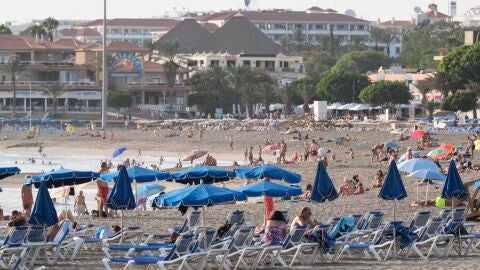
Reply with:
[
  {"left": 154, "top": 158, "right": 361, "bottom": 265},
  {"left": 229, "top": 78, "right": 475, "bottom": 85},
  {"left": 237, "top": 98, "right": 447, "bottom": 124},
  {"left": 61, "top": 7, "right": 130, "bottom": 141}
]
[
  {"left": 135, "top": 180, "right": 139, "bottom": 226},
  {"left": 120, "top": 209, "right": 124, "bottom": 243},
  {"left": 202, "top": 206, "right": 205, "bottom": 226},
  {"left": 416, "top": 182, "right": 419, "bottom": 203},
  {"left": 425, "top": 182, "right": 429, "bottom": 206},
  {"left": 393, "top": 199, "right": 397, "bottom": 260},
  {"left": 63, "top": 185, "right": 68, "bottom": 216}
]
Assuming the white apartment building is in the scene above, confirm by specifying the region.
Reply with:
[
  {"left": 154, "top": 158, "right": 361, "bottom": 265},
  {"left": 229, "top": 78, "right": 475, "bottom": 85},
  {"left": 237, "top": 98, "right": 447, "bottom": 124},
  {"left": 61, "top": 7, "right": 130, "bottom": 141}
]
[
  {"left": 195, "top": 7, "right": 371, "bottom": 45},
  {"left": 73, "top": 18, "right": 178, "bottom": 45}
]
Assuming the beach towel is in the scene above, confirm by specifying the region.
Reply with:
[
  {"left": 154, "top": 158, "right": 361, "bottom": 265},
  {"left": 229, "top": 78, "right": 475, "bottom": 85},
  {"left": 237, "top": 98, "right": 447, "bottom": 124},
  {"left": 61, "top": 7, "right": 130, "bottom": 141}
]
[
  {"left": 328, "top": 216, "right": 355, "bottom": 239},
  {"left": 377, "top": 222, "right": 419, "bottom": 249}
]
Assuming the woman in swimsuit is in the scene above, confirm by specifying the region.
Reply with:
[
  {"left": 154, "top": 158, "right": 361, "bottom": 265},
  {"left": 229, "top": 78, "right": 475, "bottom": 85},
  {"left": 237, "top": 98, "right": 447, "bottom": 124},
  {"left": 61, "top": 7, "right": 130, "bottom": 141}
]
[{"left": 97, "top": 162, "right": 109, "bottom": 218}]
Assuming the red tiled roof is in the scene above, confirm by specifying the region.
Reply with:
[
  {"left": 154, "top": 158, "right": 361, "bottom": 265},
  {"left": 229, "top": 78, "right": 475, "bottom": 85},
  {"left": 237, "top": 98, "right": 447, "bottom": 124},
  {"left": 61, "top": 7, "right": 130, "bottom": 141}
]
[
  {"left": 81, "top": 41, "right": 148, "bottom": 52},
  {"left": 77, "top": 18, "right": 178, "bottom": 28},
  {"left": 379, "top": 20, "right": 414, "bottom": 27},
  {"left": 197, "top": 10, "right": 366, "bottom": 23},
  {"left": 143, "top": 61, "right": 188, "bottom": 73},
  {"left": 53, "top": 39, "right": 87, "bottom": 50},
  {"left": 422, "top": 11, "right": 451, "bottom": 18},
  {"left": 0, "top": 35, "right": 81, "bottom": 51},
  {"left": 60, "top": 28, "right": 101, "bottom": 37}
]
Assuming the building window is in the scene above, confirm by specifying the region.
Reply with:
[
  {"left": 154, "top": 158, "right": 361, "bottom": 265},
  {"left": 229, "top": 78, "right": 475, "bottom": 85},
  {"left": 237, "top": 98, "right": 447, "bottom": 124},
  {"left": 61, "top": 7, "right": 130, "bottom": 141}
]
[
  {"left": 227, "top": 60, "right": 236, "bottom": 67},
  {"left": 314, "top": 24, "right": 326, "bottom": 30},
  {"left": 256, "top": 61, "right": 261, "bottom": 68},
  {"left": 176, "top": 97, "right": 184, "bottom": 105},
  {"left": 395, "top": 47, "right": 401, "bottom": 54},
  {"left": 336, "top": 24, "right": 347, "bottom": 30},
  {"left": 265, "top": 61, "right": 275, "bottom": 71},
  {"left": 243, "top": 60, "right": 251, "bottom": 67},
  {"left": 210, "top": 60, "right": 219, "bottom": 67},
  {"left": 357, "top": 25, "right": 365, "bottom": 30}
]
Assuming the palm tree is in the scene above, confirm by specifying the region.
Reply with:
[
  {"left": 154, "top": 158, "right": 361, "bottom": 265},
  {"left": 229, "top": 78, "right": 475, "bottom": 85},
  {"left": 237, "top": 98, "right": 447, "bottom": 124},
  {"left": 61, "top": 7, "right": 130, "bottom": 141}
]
[
  {"left": 292, "top": 78, "right": 316, "bottom": 113},
  {"left": 206, "top": 66, "right": 228, "bottom": 105},
  {"left": 226, "top": 65, "right": 249, "bottom": 107},
  {"left": 255, "top": 70, "right": 274, "bottom": 115},
  {"left": 278, "top": 85, "right": 295, "bottom": 115},
  {"left": 42, "top": 17, "right": 59, "bottom": 42},
  {"left": 292, "top": 28, "right": 305, "bottom": 53},
  {"left": 156, "top": 39, "right": 181, "bottom": 112},
  {"left": 5, "top": 57, "right": 23, "bottom": 117},
  {"left": 414, "top": 77, "right": 435, "bottom": 118},
  {"left": 143, "top": 39, "right": 156, "bottom": 61},
  {"left": 30, "top": 24, "right": 45, "bottom": 40},
  {"left": 279, "top": 36, "right": 291, "bottom": 53},
  {"left": 42, "top": 82, "right": 65, "bottom": 115},
  {"left": 0, "top": 24, "right": 12, "bottom": 34}
]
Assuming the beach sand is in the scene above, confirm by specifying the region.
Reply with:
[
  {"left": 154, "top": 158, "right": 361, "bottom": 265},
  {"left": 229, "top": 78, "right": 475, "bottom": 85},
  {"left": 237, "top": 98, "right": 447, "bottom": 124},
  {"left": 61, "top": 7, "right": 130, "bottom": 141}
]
[{"left": 0, "top": 126, "right": 479, "bottom": 269}]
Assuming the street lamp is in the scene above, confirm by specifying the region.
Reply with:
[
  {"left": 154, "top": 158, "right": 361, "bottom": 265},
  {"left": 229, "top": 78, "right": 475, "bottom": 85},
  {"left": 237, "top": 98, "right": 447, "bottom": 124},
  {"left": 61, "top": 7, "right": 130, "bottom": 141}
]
[{"left": 101, "top": 0, "right": 108, "bottom": 128}]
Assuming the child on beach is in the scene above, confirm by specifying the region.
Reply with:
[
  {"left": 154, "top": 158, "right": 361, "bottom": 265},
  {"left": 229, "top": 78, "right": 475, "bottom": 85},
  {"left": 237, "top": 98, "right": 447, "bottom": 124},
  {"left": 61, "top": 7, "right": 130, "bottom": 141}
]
[
  {"left": 74, "top": 191, "right": 88, "bottom": 216},
  {"left": 349, "top": 148, "right": 354, "bottom": 159}
]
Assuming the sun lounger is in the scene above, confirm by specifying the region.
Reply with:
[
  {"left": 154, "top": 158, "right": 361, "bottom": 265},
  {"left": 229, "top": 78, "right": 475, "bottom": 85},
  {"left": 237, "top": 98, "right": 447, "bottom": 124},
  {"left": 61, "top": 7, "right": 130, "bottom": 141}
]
[
  {"left": 408, "top": 211, "right": 431, "bottom": 231},
  {"left": 407, "top": 218, "right": 455, "bottom": 258},
  {"left": 0, "top": 227, "right": 29, "bottom": 269},
  {"left": 212, "top": 225, "right": 255, "bottom": 270}
]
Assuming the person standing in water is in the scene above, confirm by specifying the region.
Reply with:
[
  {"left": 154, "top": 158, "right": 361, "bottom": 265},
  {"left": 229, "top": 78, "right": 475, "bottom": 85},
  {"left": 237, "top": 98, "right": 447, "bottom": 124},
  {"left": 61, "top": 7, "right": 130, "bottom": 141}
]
[
  {"left": 21, "top": 178, "right": 33, "bottom": 216},
  {"left": 96, "top": 162, "right": 109, "bottom": 218}
]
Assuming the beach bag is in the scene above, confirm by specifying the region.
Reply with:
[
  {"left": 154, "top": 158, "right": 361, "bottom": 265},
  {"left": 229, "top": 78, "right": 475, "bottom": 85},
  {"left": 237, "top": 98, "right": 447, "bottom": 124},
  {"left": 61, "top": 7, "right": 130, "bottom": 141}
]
[{"left": 306, "top": 226, "right": 335, "bottom": 253}]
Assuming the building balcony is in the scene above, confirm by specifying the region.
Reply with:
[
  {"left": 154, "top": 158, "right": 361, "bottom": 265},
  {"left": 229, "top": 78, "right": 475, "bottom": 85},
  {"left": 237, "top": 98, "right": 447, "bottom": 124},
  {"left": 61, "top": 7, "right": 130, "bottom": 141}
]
[
  {"left": 137, "top": 104, "right": 185, "bottom": 113},
  {"left": 0, "top": 80, "right": 98, "bottom": 89}
]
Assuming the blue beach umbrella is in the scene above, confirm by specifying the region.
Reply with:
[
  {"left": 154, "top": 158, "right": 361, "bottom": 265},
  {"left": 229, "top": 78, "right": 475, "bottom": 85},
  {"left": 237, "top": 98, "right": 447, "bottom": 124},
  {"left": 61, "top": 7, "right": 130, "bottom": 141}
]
[
  {"left": 106, "top": 166, "right": 136, "bottom": 211},
  {"left": 0, "top": 166, "right": 20, "bottom": 180},
  {"left": 29, "top": 181, "right": 58, "bottom": 227},
  {"left": 397, "top": 158, "right": 439, "bottom": 174},
  {"left": 28, "top": 168, "right": 99, "bottom": 188},
  {"left": 106, "top": 166, "right": 135, "bottom": 240},
  {"left": 153, "top": 183, "right": 246, "bottom": 207},
  {"left": 235, "top": 181, "right": 302, "bottom": 198},
  {"left": 172, "top": 166, "right": 235, "bottom": 185},
  {"left": 137, "top": 183, "right": 165, "bottom": 200},
  {"left": 100, "top": 166, "right": 172, "bottom": 183},
  {"left": 384, "top": 141, "right": 399, "bottom": 149},
  {"left": 379, "top": 160, "right": 407, "bottom": 258},
  {"left": 110, "top": 146, "right": 127, "bottom": 159},
  {"left": 441, "top": 160, "right": 468, "bottom": 200},
  {"left": 311, "top": 161, "right": 338, "bottom": 203},
  {"left": 234, "top": 164, "right": 301, "bottom": 184}
]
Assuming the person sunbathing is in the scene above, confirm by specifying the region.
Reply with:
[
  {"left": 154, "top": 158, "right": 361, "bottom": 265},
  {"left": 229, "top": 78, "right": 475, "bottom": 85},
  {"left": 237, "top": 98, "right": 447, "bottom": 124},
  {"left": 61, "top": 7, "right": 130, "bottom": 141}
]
[
  {"left": 338, "top": 178, "right": 354, "bottom": 196},
  {"left": 413, "top": 197, "right": 465, "bottom": 207},
  {"left": 353, "top": 183, "right": 365, "bottom": 195}
]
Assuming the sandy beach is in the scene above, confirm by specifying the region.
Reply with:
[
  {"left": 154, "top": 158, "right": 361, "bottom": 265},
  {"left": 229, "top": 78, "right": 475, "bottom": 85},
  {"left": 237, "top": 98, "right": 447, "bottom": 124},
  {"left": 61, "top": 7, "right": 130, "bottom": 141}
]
[{"left": 0, "top": 125, "right": 479, "bottom": 269}]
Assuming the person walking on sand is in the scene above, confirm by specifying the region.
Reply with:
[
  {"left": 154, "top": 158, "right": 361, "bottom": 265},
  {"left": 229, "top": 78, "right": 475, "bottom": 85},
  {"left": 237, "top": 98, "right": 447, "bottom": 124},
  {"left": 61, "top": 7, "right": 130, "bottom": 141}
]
[
  {"left": 21, "top": 179, "right": 33, "bottom": 216},
  {"left": 279, "top": 140, "right": 287, "bottom": 164},
  {"left": 229, "top": 136, "right": 234, "bottom": 150},
  {"left": 96, "top": 162, "right": 109, "bottom": 218},
  {"left": 244, "top": 147, "right": 248, "bottom": 161},
  {"left": 248, "top": 146, "right": 254, "bottom": 165}
]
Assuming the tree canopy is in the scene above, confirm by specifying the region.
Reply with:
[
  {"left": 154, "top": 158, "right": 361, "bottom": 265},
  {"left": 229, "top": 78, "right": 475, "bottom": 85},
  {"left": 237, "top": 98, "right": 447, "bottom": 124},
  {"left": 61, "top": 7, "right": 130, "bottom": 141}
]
[
  {"left": 334, "top": 50, "right": 390, "bottom": 74},
  {"left": 316, "top": 71, "right": 369, "bottom": 103},
  {"left": 400, "top": 21, "right": 464, "bottom": 69},
  {"left": 438, "top": 43, "right": 480, "bottom": 86},
  {"left": 0, "top": 24, "right": 12, "bottom": 34},
  {"left": 108, "top": 91, "right": 133, "bottom": 109},
  {"left": 359, "top": 81, "right": 412, "bottom": 107},
  {"left": 440, "top": 91, "right": 477, "bottom": 112}
]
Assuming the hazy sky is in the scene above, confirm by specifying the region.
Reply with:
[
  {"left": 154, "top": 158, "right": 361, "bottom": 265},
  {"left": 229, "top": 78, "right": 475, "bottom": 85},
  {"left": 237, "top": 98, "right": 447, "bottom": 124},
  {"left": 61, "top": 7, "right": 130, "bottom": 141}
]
[{"left": 2, "top": 0, "right": 478, "bottom": 23}]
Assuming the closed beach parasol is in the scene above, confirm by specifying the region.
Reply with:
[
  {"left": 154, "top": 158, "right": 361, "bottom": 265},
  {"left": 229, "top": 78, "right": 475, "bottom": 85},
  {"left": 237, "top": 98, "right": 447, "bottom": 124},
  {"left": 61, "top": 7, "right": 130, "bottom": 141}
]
[{"left": 181, "top": 149, "right": 208, "bottom": 161}]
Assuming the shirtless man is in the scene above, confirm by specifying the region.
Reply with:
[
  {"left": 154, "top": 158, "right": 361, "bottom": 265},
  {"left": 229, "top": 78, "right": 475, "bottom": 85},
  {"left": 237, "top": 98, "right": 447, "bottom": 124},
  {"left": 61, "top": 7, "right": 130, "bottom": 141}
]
[
  {"left": 75, "top": 191, "right": 87, "bottom": 215},
  {"left": 371, "top": 144, "right": 383, "bottom": 163},
  {"left": 21, "top": 180, "right": 33, "bottom": 216}
]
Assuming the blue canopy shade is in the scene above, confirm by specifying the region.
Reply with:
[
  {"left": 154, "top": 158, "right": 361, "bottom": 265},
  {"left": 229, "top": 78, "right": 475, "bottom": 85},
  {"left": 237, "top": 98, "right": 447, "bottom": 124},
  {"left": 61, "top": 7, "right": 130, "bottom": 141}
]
[
  {"left": 441, "top": 160, "right": 468, "bottom": 200},
  {"left": 234, "top": 164, "right": 301, "bottom": 184},
  {"left": 110, "top": 147, "right": 127, "bottom": 159},
  {"left": 0, "top": 167, "right": 20, "bottom": 180},
  {"left": 153, "top": 183, "right": 246, "bottom": 207},
  {"left": 311, "top": 161, "right": 338, "bottom": 203},
  {"left": 397, "top": 158, "right": 439, "bottom": 174},
  {"left": 407, "top": 170, "right": 446, "bottom": 181},
  {"left": 29, "top": 181, "right": 58, "bottom": 227},
  {"left": 384, "top": 141, "right": 399, "bottom": 149},
  {"left": 172, "top": 166, "right": 235, "bottom": 185},
  {"left": 105, "top": 166, "right": 136, "bottom": 210},
  {"left": 235, "top": 181, "right": 302, "bottom": 198},
  {"left": 27, "top": 168, "right": 99, "bottom": 188},
  {"left": 379, "top": 160, "right": 407, "bottom": 201},
  {"left": 100, "top": 166, "right": 173, "bottom": 183},
  {"left": 137, "top": 183, "right": 165, "bottom": 200}
]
